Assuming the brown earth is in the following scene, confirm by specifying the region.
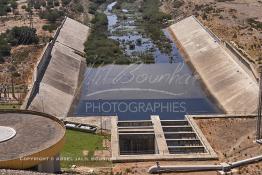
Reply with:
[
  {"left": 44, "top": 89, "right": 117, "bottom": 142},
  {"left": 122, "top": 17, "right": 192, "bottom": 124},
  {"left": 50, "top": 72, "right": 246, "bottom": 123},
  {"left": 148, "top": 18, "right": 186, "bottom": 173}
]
[
  {"left": 195, "top": 117, "right": 262, "bottom": 175},
  {"left": 161, "top": 0, "right": 262, "bottom": 67},
  {"left": 0, "top": 0, "right": 92, "bottom": 103},
  {"left": 0, "top": 1, "right": 53, "bottom": 103},
  {"left": 111, "top": 117, "right": 262, "bottom": 175}
]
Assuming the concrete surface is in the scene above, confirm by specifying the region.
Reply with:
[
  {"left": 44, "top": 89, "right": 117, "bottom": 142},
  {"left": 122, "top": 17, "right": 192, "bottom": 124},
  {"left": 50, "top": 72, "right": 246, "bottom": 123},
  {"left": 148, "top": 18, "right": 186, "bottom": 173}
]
[
  {"left": 0, "top": 111, "right": 65, "bottom": 161},
  {"left": 151, "top": 115, "right": 169, "bottom": 155},
  {"left": 111, "top": 115, "right": 217, "bottom": 162},
  {"left": 111, "top": 116, "right": 119, "bottom": 160},
  {"left": 169, "top": 16, "right": 258, "bottom": 114},
  {"left": 25, "top": 17, "right": 90, "bottom": 119}
]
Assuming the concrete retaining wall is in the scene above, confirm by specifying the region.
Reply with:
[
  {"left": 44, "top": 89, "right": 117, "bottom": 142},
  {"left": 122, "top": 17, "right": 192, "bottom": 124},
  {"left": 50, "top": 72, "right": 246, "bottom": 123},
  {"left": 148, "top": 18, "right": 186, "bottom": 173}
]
[
  {"left": 22, "top": 17, "right": 90, "bottom": 119},
  {"left": 169, "top": 16, "right": 258, "bottom": 114}
]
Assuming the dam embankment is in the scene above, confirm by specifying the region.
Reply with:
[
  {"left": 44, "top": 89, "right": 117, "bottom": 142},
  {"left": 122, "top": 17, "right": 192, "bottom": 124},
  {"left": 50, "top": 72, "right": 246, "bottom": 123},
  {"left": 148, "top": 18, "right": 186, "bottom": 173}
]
[
  {"left": 168, "top": 16, "right": 258, "bottom": 114},
  {"left": 22, "top": 17, "right": 90, "bottom": 119}
]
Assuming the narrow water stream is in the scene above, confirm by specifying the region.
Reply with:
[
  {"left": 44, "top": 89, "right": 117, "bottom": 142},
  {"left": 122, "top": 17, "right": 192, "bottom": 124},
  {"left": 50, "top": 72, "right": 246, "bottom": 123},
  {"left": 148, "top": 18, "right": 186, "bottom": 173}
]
[{"left": 74, "top": 2, "right": 221, "bottom": 120}]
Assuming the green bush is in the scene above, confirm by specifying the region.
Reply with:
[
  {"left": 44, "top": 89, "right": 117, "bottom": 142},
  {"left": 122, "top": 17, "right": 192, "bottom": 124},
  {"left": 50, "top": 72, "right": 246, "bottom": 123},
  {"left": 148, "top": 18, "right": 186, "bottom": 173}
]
[
  {"left": 33, "top": 2, "right": 41, "bottom": 9},
  {"left": 140, "top": 0, "right": 172, "bottom": 53},
  {"left": 62, "top": 0, "right": 71, "bottom": 6},
  {"left": 47, "top": 0, "right": 54, "bottom": 7},
  {"left": 21, "top": 5, "right": 27, "bottom": 9},
  {"left": 88, "top": 3, "right": 98, "bottom": 14},
  {"left": 39, "top": 9, "right": 64, "bottom": 23},
  {"left": 247, "top": 18, "right": 262, "bottom": 30},
  {"left": 42, "top": 1, "right": 46, "bottom": 7},
  {"left": 42, "top": 23, "right": 58, "bottom": 32},
  {"left": 85, "top": 12, "right": 130, "bottom": 65},
  {"left": 91, "top": 0, "right": 106, "bottom": 5},
  {"left": 0, "top": 6, "right": 8, "bottom": 16},
  {"left": 10, "top": 0, "right": 17, "bottom": 9},
  {"left": 54, "top": 0, "right": 60, "bottom": 6},
  {"left": 0, "top": 34, "right": 11, "bottom": 63},
  {"left": 6, "top": 26, "right": 39, "bottom": 46},
  {"left": 173, "top": 0, "right": 184, "bottom": 8},
  {"left": 72, "top": 3, "right": 84, "bottom": 13}
]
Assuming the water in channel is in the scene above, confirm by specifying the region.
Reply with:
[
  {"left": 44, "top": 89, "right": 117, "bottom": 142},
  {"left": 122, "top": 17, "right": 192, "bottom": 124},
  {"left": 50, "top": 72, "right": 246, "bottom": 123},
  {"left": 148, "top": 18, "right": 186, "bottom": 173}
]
[{"left": 74, "top": 2, "right": 221, "bottom": 120}]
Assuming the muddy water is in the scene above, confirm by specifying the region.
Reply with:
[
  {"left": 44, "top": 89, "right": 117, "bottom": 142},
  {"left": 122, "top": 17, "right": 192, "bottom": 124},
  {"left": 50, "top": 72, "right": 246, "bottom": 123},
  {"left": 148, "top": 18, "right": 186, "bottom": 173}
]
[{"left": 74, "top": 2, "right": 221, "bottom": 120}]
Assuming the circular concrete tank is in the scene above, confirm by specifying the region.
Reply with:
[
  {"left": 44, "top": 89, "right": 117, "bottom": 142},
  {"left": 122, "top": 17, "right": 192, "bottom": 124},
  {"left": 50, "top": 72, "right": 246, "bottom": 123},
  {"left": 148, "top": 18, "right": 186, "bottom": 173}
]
[{"left": 0, "top": 110, "right": 65, "bottom": 169}]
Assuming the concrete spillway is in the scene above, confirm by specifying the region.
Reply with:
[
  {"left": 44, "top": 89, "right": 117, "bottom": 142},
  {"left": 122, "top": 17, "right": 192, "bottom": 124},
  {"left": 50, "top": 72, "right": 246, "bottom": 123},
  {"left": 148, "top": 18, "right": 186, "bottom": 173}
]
[
  {"left": 23, "top": 17, "right": 90, "bottom": 119},
  {"left": 169, "top": 16, "right": 258, "bottom": 114}
]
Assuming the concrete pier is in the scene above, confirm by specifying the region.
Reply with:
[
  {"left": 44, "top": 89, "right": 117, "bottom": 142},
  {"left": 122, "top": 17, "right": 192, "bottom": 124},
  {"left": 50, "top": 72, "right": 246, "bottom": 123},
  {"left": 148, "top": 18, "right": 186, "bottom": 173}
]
[
  {"left": 151, "top": 115, "right": 169, "bottom": 155},
  {"left": 111, "top": 116, "right": 119, "bottom": 160},
  {"left": 169, "top": 16, "right": 258, "bottom": 114}
]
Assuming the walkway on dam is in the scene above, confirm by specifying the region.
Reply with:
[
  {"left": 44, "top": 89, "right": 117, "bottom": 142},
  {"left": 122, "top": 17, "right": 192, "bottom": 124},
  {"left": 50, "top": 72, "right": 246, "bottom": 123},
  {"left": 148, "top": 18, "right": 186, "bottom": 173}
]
[
  {"left": 169, "top": 16, "right": 258, "bottom": 114},
  {"left": 23, "top": 17, "right": 90, "bottom": 119}
]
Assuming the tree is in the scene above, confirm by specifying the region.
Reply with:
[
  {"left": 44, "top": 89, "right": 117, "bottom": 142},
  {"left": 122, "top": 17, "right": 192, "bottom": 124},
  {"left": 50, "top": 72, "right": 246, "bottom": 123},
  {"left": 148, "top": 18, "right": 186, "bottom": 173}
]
[
  {"left": 7, "top": 26, "right": 39, "bottom": 46},
  {"left": 10, "top": 0, "right": 18, "bottom": 10},
  {"left": 62, "top": 0, "right": 71, "bottom": 6},
  {"left": 0, "top": 35, "right": 11, "bottom": 63},
  {"left": 0, "top": 6, "right": 8, "bottom": 16},
  {"left": 39, "top": 9, "right": 64, "bottom": 23}
]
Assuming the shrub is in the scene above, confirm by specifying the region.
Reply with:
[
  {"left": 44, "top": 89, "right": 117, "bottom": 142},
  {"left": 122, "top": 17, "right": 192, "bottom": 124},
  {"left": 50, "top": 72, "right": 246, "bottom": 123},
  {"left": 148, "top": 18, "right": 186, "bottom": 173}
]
[
  {"left": 10, "top": 0, "right": 18, "bottom": 9},
  {"left": 247, "top": 18, "right": 262, "bottom": 30},
  {"left": 42, "top": 23, "right": 58, "bottom": 32},
  {"left": 62, "top": 0, "right": 71, "bottom": 6},
  {"left": 21, "top": 5, "right": 27, "bottom": 9},
  {"left": 91, "top": 0, "right": 106, "bottom": 5},
  {"left": 41, "top": 1, "right": 46, "bottom": 7},
  {"left": 84, "top": 12, "right": 129, "bottom": 65},
  {"left": 47, "top": 0, "right": 54, "bottom": 7},
  {"left": 6, "top": 26, "right": 39, "bottom": 46},
  {"left": 141, "top": 0, "right": 172, "bottom": 53},
  {"left": 72, "top": 3, "right": 84, "bottom": 13},
  {"left": 39, "top": 9, "right": 64, "bottom": 23},
  {"left": 34, "top": 2, "right": 41, "bottom": 9},
  {"left": 54, "top": 0, "right": 60, "bottom": 6},
  {"left": 89, "top": 3, "right": 98, "bottom": 14},
  {"left": 173, "top": 0, "right": 184, "bottom": 8},
  {"left": 0, "top": 6, "right": 8, "bottom": 16},
  {"left": 0, "top": 34, "right": 11, "bottom": 63}
]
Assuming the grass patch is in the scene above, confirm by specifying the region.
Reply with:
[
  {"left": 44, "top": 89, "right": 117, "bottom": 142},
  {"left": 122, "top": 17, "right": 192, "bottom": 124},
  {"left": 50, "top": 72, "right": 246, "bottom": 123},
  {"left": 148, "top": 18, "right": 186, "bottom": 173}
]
[
  {"left": 60, "top": 130, "right": 111, "bottom": 168},
  {"left": 0, "top": 104, "right": 21, "bottom": 109}
]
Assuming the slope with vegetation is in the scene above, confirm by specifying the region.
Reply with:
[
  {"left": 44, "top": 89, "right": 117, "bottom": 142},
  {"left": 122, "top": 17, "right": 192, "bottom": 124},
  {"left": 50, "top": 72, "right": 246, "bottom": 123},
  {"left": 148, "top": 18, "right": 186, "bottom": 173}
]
[
  {"left": 140, "top": 0, "right": 172, "bottom": 53},
  {"left": 0, "top": 0, "right": 17, "bottom": 16},
  {"left": 161, "top": 0, "right": 262, "bottom": 70},
  {"left": 84, "top": 12, "right": 131, "bottom": 65}
]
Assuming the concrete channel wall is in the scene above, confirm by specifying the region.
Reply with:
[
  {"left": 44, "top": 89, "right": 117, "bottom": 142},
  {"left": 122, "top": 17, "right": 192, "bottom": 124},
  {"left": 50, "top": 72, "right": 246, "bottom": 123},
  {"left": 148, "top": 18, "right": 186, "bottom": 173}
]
[
  {"left": 169, "top": 16, "right": 258, "bottom": 114},
  {"left": 22, "top": 17, "right": 90, "bottom": 119}
]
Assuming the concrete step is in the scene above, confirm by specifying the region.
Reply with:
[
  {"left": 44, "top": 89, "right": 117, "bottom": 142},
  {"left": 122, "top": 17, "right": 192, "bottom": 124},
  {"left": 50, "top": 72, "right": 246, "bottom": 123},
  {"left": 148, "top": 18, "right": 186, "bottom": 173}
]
[
  {"left": 164, "top": 132, "right": 196, "bottom": 139},
  {"left": 118, "top": 126, "right": 153, "bottom": 129},
  {"left": 118, "top": 120, "right": 152, "bottom": 127},
  {"left": 119, "top": 132, "right": 154, "bottom": 135},
  {"left": 161, "top": 120, "right": 188, "bottom": 126},
  {"left": 118, "top": 128, "right": 154, "bottom": 133},
  {"left": 162, "top": 126, "right": 193, "bottom": 132},
  {"left": 166, "top": 139, "right": 202, "bottom": 146},
  {"left": 168, "top": 146, "right": 206, "bottom": 154}
]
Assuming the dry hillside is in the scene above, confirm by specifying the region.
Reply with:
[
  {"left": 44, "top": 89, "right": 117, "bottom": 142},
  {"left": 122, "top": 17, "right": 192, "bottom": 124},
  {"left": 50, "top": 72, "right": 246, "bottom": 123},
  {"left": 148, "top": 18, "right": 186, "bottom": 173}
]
[{"left": 161, "top": 0, "right": 262, "bottom": 69}]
